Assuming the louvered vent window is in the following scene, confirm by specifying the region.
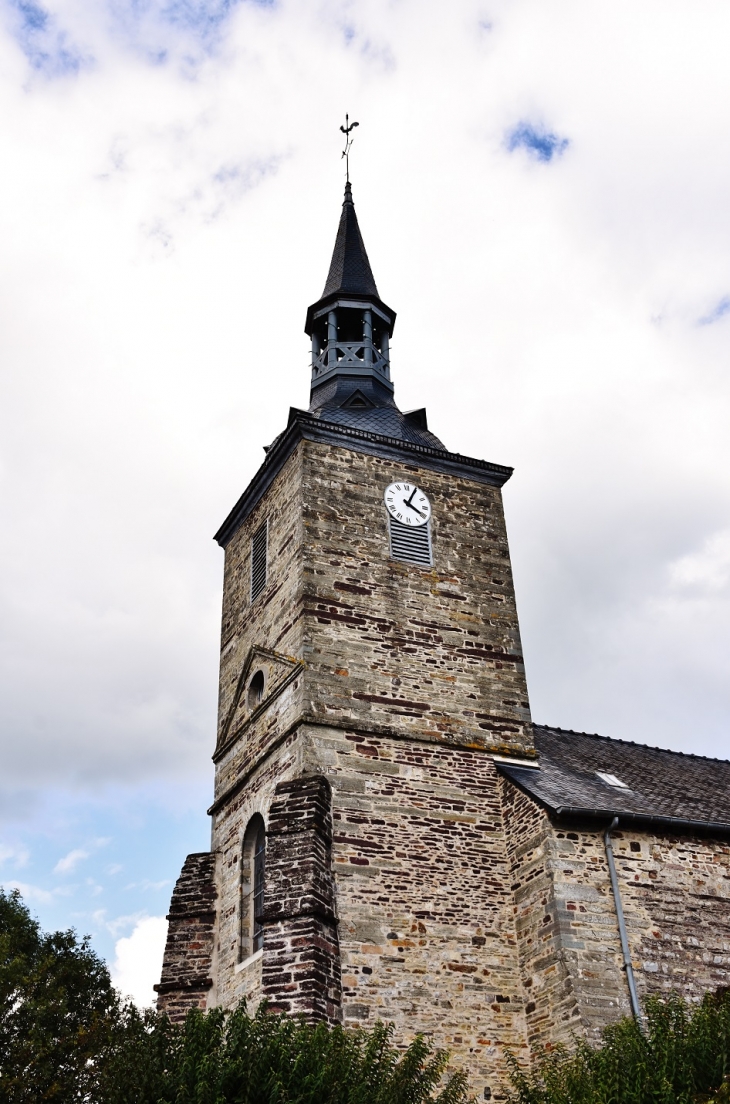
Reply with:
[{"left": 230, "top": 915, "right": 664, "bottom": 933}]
[
  {"left": 250, "top": 520, "right": 268, "bottom": 603},
  {"left": 388, "top": 516, "right": 432, "bottom": 567}
]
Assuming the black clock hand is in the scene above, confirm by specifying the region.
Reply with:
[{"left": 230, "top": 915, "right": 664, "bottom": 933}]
[{"left": 403, "top": 487, "right": 426, "bottom": 515}]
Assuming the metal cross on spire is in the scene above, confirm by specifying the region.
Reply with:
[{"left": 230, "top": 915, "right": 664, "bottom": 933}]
[{"left": 340, "top": 114, "right": 359, "bottom": 183}]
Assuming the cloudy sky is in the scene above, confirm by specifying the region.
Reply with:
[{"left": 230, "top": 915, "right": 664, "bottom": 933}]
[{"left": 1, "top": 0, "right": 730, "bottom": 1004}]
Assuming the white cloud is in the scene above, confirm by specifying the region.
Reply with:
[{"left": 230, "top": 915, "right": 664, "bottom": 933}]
[
  {"left": 111, "top": 915, "right": 168, "bottom": 1007},
  {"left": 3, "top": 880, "right": 59, "bottom": 905},
  {"left": 669, "top": 530, "right": 730, "bottom": 593},
  {"left": 54, "top": 848, "right": 89, "bottom": 874},
  {"left": 0, "top": 843, "right": 29, "bottom": 868},
  {"left": 0, "top": 0, "right": 729, "bottom": 950},
  {"left": 124, "top": 878, "right": 171, "bottom": 892},
  {"left": 95, "top": 908, "right": 147, "bottom": 938}
]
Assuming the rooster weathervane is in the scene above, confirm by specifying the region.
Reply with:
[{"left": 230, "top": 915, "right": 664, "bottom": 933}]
[{"left": 340, "top": 114, "right": 359, "bottom": 183}]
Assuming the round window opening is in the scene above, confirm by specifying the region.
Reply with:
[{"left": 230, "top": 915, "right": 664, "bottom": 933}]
[{"left": 248, "top": 670, "right": 265, "bottom": 709}]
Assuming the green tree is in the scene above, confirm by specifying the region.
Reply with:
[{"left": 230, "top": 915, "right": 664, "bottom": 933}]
[
  {"left": 0, "top": 887, "right": 119, "bottom": 1102},
  {"left": 1, "top": 888, "right": 467, "bottom": 1104}
]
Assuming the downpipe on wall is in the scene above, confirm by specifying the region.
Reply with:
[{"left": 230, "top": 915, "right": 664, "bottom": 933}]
[{"left": 604, "top": 816, "right": 644, "bottom": 1027}]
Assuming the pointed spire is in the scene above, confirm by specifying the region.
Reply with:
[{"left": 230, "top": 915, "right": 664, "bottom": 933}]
[
  {"left": 321, "top": 183, "right": 379, "bottom": 299},
  {"left": 305, "top": 181, "right": 397, "bottom": 408},
  {"left": 300, "top": 179, "right": 444, "bottom": 449}
]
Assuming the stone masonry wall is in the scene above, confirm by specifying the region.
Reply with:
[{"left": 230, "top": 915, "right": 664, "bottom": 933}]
[
  {"left": 214, "top": 445, "right": 305, "bottom": 796},
  {"left": 210, "top": 730, "right": 302, "bottom": 1013},
  {"left": 501, "top": 776, "right": 730, "bottom": 1049},
  {"left": 155, "top": 851, "right": 218, "bottom": 1023},
  {"left": 207, "top": 433, "right": 540, "bottom": 1092},
  {"left": 261, "top": 775, "right": 341, "bottom": 1023},
  {"left": 500, "top": 778, "right": 625, "bottom": 1050},
  {"left": 604, "top": 828, "right": 730, "bottom": 1002},
  {"left": 309, "top": 722, "right": 531, "bottom": 1101},
  {"left": 299, "top": 440, "right": 534, "bottom": 759}
]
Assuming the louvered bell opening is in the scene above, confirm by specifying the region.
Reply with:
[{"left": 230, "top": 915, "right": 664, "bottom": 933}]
[
  {"left": 388, "top": 516, "right": 432, "bottom": 567},
  {"left": 250, "top": 520, "right": 268, "bottom": 603}
]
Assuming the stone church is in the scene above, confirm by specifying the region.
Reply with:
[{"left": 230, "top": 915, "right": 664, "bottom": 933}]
[{"left": 155, "top": 181, "right": 730, "bottom": 1097}]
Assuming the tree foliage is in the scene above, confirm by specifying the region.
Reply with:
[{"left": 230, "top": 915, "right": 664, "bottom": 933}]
[
  {"left": 98, "top": 1002, "right": 469, "bottom": 1104},
  {"left": 0, "top": 887, "right": 120, "bottom": 1102},
  {"left": 0, "top": 888, "right": 467, "bottom": 1104},
  {"left": 507, "top": 989, "right": 730, "bottom": 1104},
  {"left": 5, "top": 887, "right": 730, "bottom": 1104}
]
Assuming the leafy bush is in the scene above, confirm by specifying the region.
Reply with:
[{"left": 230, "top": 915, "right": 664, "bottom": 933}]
[
  {"left": 99, "top": 1001, "right": 469, "bottom": 1104},
  {"left": 7, "top": 886, "right": 730, "bottom": 1104},
  {"left": 507, "top": 990, "right": 730, "bottom": 1104}
]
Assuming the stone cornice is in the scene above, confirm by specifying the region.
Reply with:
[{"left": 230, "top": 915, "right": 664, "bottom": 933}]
[
  {"left": 214, "top": 409, "right": 514, "bottom": 548},
  {"left": 208, "top": 714, "right": 538, "bottom": 817}
]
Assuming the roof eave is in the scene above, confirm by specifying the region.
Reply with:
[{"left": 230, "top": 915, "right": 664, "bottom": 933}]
[
  {"left": 495, "top": 762, "right": 730, "bottom": 838},
  {"left": 552, "top": 806, "right": 730, "bottom": 837},
  {"left": 305, "top": 291, "right": 397, "bottom": 336}
]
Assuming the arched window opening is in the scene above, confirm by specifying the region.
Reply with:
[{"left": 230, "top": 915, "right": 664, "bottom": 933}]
[
  {"left": 252, "top": 824, "right": 265, "bottom": 953},
  {"left": 247, "top": 670, "right": 265, "bottom": 710},
  {"left": 240, "top": 814, "right": 266, "bottom": 962}
]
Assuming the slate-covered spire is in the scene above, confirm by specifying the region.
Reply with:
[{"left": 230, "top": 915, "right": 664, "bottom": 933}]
[
  {"left": 305, "top": 183, "right": 396, "bottom": 398},
  {"left": 302, "top": 183, "right": 446, "bottom": 452},
  {"left": 320, "top": 182, "right": 379, "bottom": 299}
]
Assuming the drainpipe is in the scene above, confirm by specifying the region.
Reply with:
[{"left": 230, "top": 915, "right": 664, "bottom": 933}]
[{"left": 604, "top": 816, "right": 643, "bottom": 1025}]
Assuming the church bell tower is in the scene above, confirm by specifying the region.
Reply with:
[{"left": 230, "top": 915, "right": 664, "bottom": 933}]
[{"left": 157, "top": 178, "right": 537, "bottom": 1097}]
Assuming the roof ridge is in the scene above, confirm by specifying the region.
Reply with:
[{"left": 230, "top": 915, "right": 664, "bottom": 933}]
[{"left": 534, "top": 723, "right": 730, "bottom": 766}]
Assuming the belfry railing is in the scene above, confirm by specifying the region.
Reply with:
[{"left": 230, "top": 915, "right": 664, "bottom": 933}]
[{"left": 311, "top": 341, "right": 390, "bottom": 381}]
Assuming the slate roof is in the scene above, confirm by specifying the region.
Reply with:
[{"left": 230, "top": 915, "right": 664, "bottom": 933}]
[
  {"left": 311, "top": 401, "right": 446, "bottom": 448},
  {"left": 321, "top": 183, "right": 379, "bottom": 299},
  {"left": 308, "top": 377, "right": 446, "bottom": 449},
  {"left": 498, "top": 724, "right": 730, "bottom": 833}
]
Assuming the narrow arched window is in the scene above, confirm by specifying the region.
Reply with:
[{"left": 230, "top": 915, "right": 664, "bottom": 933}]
[
  {"left": 252, "top": 823, "right": 265, "bottom": 953},
  {"left": 240, "top": 814, "right": 266, "bottom": 961},
  {"left": 250, "top": 520, "right": 268, "bottom": 603}
]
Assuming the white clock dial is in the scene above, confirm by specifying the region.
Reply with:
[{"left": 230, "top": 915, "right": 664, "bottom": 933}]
[{"left": 384, "top": 482, "right": 432, "bottom": 527}]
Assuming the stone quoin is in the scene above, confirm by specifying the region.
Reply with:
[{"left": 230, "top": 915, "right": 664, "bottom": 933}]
[{"left": 156, "top": 179, "right": 730, "bottom": 1099}]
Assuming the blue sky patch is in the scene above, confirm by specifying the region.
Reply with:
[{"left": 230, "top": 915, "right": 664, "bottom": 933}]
[
  {"left": 698, "top": 295, "right": 730, "bottom": 327},
  {"left": 105, "top": 0, "right": 271, "bottom": 62},
  {"left": 506, "top": 120, "right": 569, "bottom": 163},
  {"left": 161, "top": 0, "right": 237, "bottom": 38},
  {"left": 0, "top": 782, "right": 209, "bottom": 971},
  {"left": 161, "top": 0, "right": 272, "bottom": 44},
  {"left": 9, "top": 0, "right": 89, "bottom": 74}
]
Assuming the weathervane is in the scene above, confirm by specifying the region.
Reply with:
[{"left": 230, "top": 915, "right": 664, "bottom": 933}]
[{"left": 340, "top": 114, "right": 359, "bottom": 183}]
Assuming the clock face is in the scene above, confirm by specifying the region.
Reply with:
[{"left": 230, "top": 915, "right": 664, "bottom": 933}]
[{"left": 384, "top": 482, "right": 432, "bottom": 527}]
